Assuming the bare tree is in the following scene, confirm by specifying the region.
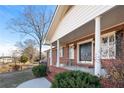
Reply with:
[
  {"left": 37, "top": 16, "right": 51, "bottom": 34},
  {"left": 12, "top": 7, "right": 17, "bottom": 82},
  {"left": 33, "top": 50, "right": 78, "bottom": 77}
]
[
  {"left": 12, "top": 50, "right": 20, "bottom": 66},
  {"left": 15, "top": 39, "right": 39, "bottom": 63},
  {"left": 8, "top": 6, "right": 52, "bottom": 61},
  {"left": 23, "top": 39, "right": 37, "bottom": 63}
]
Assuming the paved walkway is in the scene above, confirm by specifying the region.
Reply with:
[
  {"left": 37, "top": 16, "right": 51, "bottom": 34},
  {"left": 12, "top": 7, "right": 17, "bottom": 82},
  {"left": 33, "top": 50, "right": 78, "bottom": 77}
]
[{"left": 17, "top": 78, "right": 51, "bottom": 88}]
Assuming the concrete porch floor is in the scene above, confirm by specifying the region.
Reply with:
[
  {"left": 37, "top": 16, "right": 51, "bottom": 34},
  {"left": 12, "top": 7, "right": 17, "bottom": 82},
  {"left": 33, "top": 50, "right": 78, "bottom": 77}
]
[
  {"left": 17, "top": 78, "right": 51, "bottom": 88},
  {"left": 63, "top": 66, "right": 107, "bottom": 76}
]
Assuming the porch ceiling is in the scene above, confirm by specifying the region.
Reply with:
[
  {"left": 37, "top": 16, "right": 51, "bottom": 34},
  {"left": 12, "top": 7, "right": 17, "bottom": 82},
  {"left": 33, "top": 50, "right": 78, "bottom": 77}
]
[
  {"left": 57, "top": 6, "right": 124, "bottom": 45},
  {"left": 59, "top": 20, "right": 95, "bottom": 45}
]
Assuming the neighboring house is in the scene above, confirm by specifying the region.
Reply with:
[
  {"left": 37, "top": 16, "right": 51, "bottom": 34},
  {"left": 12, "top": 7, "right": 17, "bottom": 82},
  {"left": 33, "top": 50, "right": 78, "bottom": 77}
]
[
  {"left": 0, "top": 56, "right": 14, "bottom": 64},
  {"left": 45, "top": 5, "right": 124, "bottom": 77}
]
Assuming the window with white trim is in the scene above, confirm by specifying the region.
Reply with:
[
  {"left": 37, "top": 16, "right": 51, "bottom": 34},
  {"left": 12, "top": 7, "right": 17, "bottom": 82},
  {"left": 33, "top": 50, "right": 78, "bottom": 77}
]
[
  {"left": 69, "top": 46, "right": 74, "bottom": 59},
  {"left": 79, "top": 42, "right": 92, "bottom": 62},
  {"left": 101, "top": 33, "right": 116, "bottom": 59},
  {"left": 60, "top": 47, "right": 64, "bottom": 57}
]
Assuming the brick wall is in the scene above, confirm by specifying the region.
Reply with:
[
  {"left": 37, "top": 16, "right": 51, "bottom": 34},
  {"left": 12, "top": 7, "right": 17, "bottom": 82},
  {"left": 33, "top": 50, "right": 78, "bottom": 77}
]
[
  {"left": 102, "top": 29, "right": 124, "bottom": 68},
  {"left": 46, "top": 48, "right": 57, "bottom": 66},
  {"left": 48, "top": 26, "right": 124, "bottom": 88},
  {"left": 48, "top": 25, "right": 124, "bottom": 69},
  {"left": 60, "top": 46, "right": 69, "bottom": 64},
  {"left": 47, "top": 66, "right": 68, "bottom": 81},
  {"left": 52, "top": 48, "right": 57, "bottom": 66},
  {"left": 49, "top": 66, "right": 68, "bottom": 74},
  {"left": 100, "top": 29, "right": 124, "bottom": 88}
]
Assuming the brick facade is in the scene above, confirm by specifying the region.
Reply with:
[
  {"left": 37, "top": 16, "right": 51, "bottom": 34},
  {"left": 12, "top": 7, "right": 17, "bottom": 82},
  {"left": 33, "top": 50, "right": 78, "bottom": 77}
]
[
  {"left": 47, "top": 24, "right": 124, "bottom": 70},
  {"left": 46, "top": 24, "right": 124, "bottom": 87},
  {"left": 46, "top": 66, "right": 68, "bottom": 82},
  {"left": 60, "top": 46, "right": 69, "bottom": 64},
  {"left": 52, "top": 48, "right": 57, "bottom": 66},
  {"left": 102, "top": 29, "right": 124, "bottom": 69}
]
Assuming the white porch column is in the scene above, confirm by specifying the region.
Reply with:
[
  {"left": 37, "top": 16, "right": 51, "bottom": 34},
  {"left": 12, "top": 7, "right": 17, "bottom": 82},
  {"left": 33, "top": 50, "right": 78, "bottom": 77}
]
[
  {"left": 95, "top": 16, "right": 101, "bottom": 76},
  {"left": 50, "top": 44, "right": 52, "bottom": 66},
  {"left": 56, "top": 40, "right": 60, "bottom": 67}
]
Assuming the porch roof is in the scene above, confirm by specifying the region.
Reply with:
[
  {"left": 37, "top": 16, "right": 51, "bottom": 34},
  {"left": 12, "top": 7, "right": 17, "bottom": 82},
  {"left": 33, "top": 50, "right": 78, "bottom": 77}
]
[
  {"left": 58, "top": 6, "right": 124, "bottom": 45},
  {"left": 44, "top": 5, "right": 73, "bottom": 44},
  {"left": 45, "top": 5, "right": 116, "bottom": 45}
]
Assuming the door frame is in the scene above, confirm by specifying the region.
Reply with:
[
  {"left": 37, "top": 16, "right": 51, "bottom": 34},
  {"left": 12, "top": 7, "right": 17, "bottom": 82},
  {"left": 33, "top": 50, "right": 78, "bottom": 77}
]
[{"left": 77, "top": 39, "right": 94, "bottom": 64}]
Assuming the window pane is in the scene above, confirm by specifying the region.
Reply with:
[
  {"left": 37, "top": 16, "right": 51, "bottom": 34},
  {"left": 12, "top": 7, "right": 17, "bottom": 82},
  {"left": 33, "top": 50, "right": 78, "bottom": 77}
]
[
  {"left": 102, "top": 37, "right": 108, "bottom": 44},
  {"left": 79, "top": 42, "right": 92, "bottom": 61},
  {"left": 69, "top": 47, "right": 74, "bottom": 59},
  {"left": 62, "top": 48, "right": 64, "bottom": 57},
  {"left": 109, "top": 46, "right": 115, "bottom": 58},
  {"left": 109, "top": 35, "right": 115, "bottom": 58},
  {"left": 60, "top": 47, "right": 64, "bottom": 57},
  {"left": 101, "top": 45, "right": 108, "bottom": 58},
  {"left": 109, "top": 35, "right": 114, "bottom": 43},
  {"left": 101, "top": 37, "right": 108, "bottom": 58},
  {"left": 101, "top": 34, "right": 116, "bottom": 59}
]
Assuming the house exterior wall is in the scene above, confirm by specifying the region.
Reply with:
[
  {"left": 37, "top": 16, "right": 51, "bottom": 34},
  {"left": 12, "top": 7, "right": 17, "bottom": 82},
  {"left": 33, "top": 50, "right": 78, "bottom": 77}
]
[
  {"left": 48, "top": 24, "right": 124, "bottom": 70},
  {"left": 101, "top": 29, "right": 124, "bottom": 69},
  {"left": 0, "top": 57, "right": 13, "bottom": 63},
  {"left": 60, "top": 46, "right": 69, "bottom": 64},
  {"left": 50, "top": 6, "right": 115, "bottom": 43},
  {"left": 52, "top": 48, "right": 57, "bottom": 66}
]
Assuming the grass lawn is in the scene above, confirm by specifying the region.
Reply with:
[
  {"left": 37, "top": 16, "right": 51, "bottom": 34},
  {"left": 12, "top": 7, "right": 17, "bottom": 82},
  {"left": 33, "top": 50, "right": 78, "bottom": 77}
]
[{"left": 0, "top": 69, "right": 34, "bottom": 88}]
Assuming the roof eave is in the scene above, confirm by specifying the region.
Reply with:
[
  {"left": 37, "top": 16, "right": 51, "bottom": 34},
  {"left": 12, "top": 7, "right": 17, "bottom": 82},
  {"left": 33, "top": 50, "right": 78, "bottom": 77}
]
[{"left": 44, "top": 5, "right": 59, "bottom": 44}]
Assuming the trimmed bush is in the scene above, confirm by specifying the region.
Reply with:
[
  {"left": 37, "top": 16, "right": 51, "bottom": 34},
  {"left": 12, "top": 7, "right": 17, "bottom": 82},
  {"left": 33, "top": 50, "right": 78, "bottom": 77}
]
[
  {"left": 51, "top": 71, "right": 101, "bottom": 88},
  {"left": 32, "top": 64, "right": 47, "bottom": 77}
]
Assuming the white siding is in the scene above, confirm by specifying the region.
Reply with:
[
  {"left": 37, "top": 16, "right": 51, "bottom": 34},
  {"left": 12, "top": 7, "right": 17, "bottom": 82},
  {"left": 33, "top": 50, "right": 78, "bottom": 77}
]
[{"left": 51, "top": 5, "right": 115, "bottom": 43}]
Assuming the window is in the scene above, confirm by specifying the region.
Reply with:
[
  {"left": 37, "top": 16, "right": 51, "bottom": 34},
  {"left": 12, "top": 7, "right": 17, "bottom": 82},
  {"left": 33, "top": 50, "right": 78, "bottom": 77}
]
[
  {"left": 69, "top": 45, "right": 74, "bottom": 59},
  {"left": 60, "top": 47, "right": 64, "bottom": 57},
  {"left": 101, "top": 33, "right": 116, "bottom": 59},
  {"left": 79, "top": 42, "right": 92, "bottom": 62}
]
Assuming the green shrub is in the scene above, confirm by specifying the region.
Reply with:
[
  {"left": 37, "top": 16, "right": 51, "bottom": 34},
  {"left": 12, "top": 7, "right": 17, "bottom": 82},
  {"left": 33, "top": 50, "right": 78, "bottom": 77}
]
[
  {"left": 32, "top": 64, "right": 47, "bottom": 77},
  {"left": 20, "top": 55, "right": 28, "bottom": 64},
  {"left": 51, "top": 71, "right": 101, "bottom": 88}
]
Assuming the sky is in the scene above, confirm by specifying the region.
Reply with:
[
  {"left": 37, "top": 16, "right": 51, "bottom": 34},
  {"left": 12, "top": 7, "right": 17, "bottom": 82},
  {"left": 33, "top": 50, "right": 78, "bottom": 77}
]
[{"left": 0, "top": 5, "right": 56, "bottom": 56}]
